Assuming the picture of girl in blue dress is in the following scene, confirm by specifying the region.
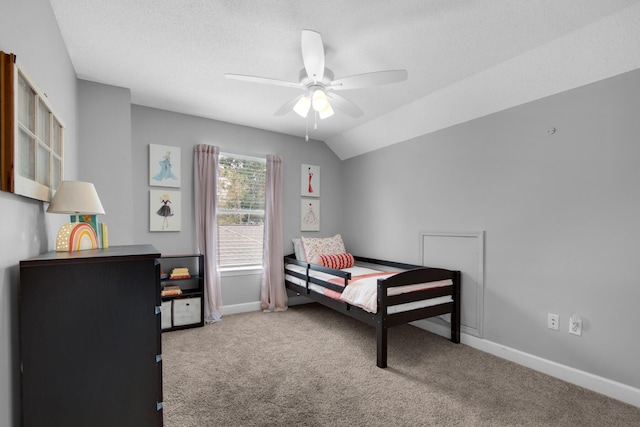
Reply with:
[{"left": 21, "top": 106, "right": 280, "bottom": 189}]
[{"left": 152, "top": 150, "right": 178, "bottom": 182}]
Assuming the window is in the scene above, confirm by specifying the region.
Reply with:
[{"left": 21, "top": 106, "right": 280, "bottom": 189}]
[
  {"left": 217, "top": 153, "right": 266, "bottom": 268},
  {"left": 1, "top": 51, "right": 64, "bottom": 201}
]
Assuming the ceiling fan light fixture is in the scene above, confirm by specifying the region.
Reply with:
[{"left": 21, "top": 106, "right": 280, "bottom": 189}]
[
  {"left": 318, "top": 102, "right": 334, "bottom": 119},
  {"left": 293, "top": 95, "right": 311, "bottom": 117},
  {"left": 226, "top": 30, "right": 407, "bottom": 135},
  {"left": 312, "top": 89, "right": 329, "bottom": 112}
]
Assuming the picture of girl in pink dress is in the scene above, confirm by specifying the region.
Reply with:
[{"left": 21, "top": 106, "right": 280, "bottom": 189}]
[
  {"left": 301, "top": 199, "right": 320, "bottom": 231},
  {"left": 301, "top": 164, "right": 319, "bottom": 197},
  {"left": 303, "top": 202, "right": 318, "bottom": 226}
]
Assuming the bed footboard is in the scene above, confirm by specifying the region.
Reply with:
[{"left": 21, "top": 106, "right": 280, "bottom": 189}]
[
  {"left": 283, "top": 255, "right": 461, "bottom": 368},
  {"left": 375, "top": 267, "right": 460, "bottom": 368}
]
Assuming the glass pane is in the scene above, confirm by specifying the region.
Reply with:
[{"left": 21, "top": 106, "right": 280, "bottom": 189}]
[
  {"left": 52, "top": 157, "right": 62, "bottom": 191},
  {"left": 36, "top": 144, "right": 50, "bottom": 186},
  {"left": 52, "top": 119, "right": 62, "bottom": 155},
  {"left": 218, "top": 222, "right": 264, "bottom": 267},
  {"left": 218, "top": 156, "right": 266, "bottom": 212},
  {"left": 37, "top": 101, "right": 50, "bottom": 145},
  {"left": 218, "top": 213, "right": 264, "bottom": 226},
  {"left": 18, "top": 130, "right": 35, "bottom": 180},
  {"left": 18, "top": 75, "right": 35, "bottom": 132}
]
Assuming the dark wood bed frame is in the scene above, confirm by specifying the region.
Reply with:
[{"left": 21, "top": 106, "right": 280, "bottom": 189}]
[{"left": 284, "top": 254, "right": 461, "bottom": 368}]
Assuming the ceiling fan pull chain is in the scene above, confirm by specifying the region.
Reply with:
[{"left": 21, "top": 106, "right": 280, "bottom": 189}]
[
  {"left": 314, "top": 111, "right": 318, "bottom": 130},
  {"left": 305, "top": 115, "right": 309, "bottom": 141}
]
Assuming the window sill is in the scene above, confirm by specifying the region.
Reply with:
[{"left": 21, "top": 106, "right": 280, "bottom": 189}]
[{"left": 220, "top": 265, "right": 263, "bottom": 277}]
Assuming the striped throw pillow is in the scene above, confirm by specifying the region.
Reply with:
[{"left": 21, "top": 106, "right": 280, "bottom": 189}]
[{"left": 315, "top": 253, "right": 355, "bottom": 269}]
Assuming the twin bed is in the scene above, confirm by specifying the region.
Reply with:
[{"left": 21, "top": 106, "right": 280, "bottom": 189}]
[{"left": 283, "top": 238, "right": 461, "bottom": 368}]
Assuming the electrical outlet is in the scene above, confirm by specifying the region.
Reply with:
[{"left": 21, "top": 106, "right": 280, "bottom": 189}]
[
  {"left": 569, "top": 314, "right": 582, "bottom": 336},
  {"left": 547, "top": 313, "right": 559, "bottom": 330}
]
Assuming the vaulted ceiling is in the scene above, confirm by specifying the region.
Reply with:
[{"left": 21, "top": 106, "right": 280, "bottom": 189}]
[{"left": 49, "top": 0, "right": 640, "bottom": 159}]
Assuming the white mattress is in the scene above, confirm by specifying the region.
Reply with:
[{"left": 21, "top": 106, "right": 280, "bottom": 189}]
[{"left": 285, "top": 263, "right": 453, "bottom": 314}]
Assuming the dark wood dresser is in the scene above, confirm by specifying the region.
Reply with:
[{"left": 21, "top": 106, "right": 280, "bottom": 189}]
[{"left": 19, "top": 245, "right": 163, "bottom": 427}]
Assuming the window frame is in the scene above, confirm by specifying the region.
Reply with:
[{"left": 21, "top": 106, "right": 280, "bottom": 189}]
[
  {"left": 1, "top": 52, "right": 64, "bottom": 202},
  {"left": 217, "top": 152, "right": 266, "bottom": 269}
]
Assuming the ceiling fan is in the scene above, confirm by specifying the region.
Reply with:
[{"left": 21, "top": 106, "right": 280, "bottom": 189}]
[{"left": 225, "top": 30, "right": 408, "bottom": 124}]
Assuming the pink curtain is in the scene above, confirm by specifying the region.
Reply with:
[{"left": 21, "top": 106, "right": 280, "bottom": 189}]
[
  {"left": 260, "top": 154, "right": 287, "bottom": 311},
  {"left": 194, "top": 144, "right": 222, "bottom": 322}
]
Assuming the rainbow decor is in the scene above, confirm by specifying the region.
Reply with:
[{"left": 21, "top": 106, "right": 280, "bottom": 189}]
[{"left": 69, "top": 223, "right": 99, "bottom": 251}]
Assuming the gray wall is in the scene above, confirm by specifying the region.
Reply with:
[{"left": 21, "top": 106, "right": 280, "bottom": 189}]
[
  {"left": 128, "top": 105, "right": 344, "bottom": 306},
  {"left": 78, "top": 80, "right": 134, "bottom": 244},
  {"left": 0, "top": 0, "right": 80, "bottom": 426},
  {"left": 341, "top": 68, "right": 640, "bottom": 389},
  {"left": 76, "top": 87, "right": 344, "bottom": 309},
  {"left": 130, "top": 105, "right": 343, "bottom": 254}
]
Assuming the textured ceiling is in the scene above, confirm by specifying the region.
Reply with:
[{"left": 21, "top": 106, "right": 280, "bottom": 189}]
[{"left": 49, "top": 0, "right": 640, "bottom": 159}]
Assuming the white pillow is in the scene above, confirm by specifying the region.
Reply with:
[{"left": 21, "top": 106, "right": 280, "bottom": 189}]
[
  {"left": 301, "top": 234, "right": 346, "bottom": 260},
  {"left": 292, "top": 238, "right": 306, "bottom": 261}
]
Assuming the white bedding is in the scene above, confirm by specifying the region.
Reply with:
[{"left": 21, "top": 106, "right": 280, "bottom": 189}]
[{"left": 285, "top": 263, "right": 453, "bottom": 314}]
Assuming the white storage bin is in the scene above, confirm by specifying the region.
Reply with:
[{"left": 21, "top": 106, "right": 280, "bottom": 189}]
[
  {"left": 172, "top": 297, "right": 201, "bottom": 326},
  {"left": 161, "top": 300, "right": 172, "bottom": 330}
]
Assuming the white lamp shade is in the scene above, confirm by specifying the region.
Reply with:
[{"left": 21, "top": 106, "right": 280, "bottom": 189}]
[
  {"left": 312, "top": 89, "right": 329, "bottom": 112},
  {"left": 47, "top": 181, "right": 105, "bottom": 215},
  {"left": 293, "top": 95, "right": 311, "bottom": 118},
  {"left": 318, "top": 102, "right": 334, "bottom": 119}
]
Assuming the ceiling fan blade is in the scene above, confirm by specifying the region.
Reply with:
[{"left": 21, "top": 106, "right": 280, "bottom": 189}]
[
  {"left": 329, "top": 69, "right": 408, "bottom": 90},
  {"left": 225, "top": 73, "right": 303, "bottom": 89},
  {"left": 273, "top": 94, "right": 306, "bottom": 116},
  {"left": 326, "top": 92, "right": 364, "bottom": 118},
  {"left": 301, "top": 30, "right": 325, "bottom": 82}
]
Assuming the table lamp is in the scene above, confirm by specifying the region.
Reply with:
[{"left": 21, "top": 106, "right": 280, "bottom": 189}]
[{"left": 46, "top": 181, "right": 106, "bottom": 251}]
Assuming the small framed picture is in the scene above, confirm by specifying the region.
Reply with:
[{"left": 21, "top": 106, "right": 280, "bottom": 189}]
[
  {"left": 150, "top": 189, "right": 181, "bottom": 231},
  {"left": 150, "top": 144, "right": 181, "bottom": 187},
  {"left": 301, "top": 199, "right": 320, "bottom": 231},
  {"left": 301, "top": 164, "right": 319, "bottom": 197}
]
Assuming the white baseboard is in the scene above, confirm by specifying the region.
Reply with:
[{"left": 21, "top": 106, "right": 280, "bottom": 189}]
[
  {"left": 220, "top": 301, "right": 262, "bottom": 316},
  {"left": 220, "top": 296, "right": 310, "bottom": 316},
  {"left": 412, "top": 319, "right": 640, "bottom": 409}
]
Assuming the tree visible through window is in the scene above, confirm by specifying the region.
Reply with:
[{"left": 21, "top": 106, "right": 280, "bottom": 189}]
[{"left": 217, "top": 153, "right": 266, "bottom": 267}]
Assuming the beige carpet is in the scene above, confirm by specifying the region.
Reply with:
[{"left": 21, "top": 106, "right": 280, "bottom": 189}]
[{"left": 161, "top": 303, "right": 640, "bottom": 426}]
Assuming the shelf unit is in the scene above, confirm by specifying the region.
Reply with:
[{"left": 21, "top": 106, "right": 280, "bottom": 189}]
[{"left": 159, "top": 254, "right": 204, "bottom": 331}]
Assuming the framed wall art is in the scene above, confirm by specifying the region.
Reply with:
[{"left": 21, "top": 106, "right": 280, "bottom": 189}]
[
  {"left": 301, "top": 164, "right": 319, "bottom": 197},
  {"left": 149, "top": 144, "right": 180, "bottom": 187},
  {"left": 1, "top": 51, "right": 65, "bottom": 202},
  {"left": 150, "top": 189, "right": 181, "bottom": 231},
  {"left": 301, "top": 199, "right": 320, "bottom": 231}
]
